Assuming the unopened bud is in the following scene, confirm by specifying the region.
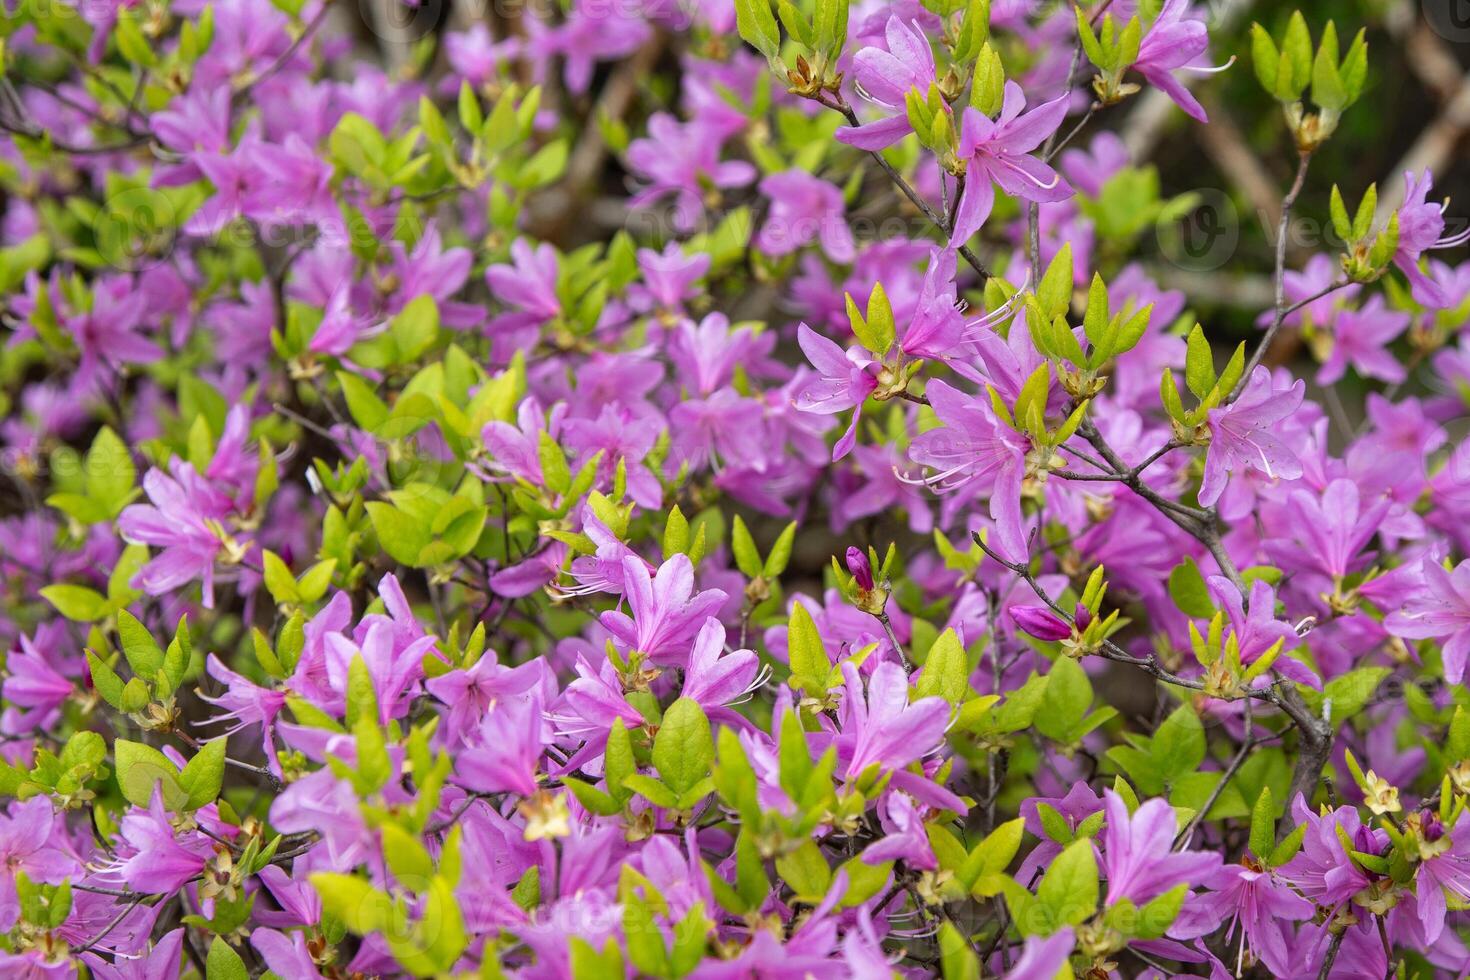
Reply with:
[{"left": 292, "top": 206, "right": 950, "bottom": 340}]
[
  {"left": 1010, "top": 605, "right": 1072, "bottom": 642},
  {"left": 845, "top": 547, "right": 874, "bottom": 592}
]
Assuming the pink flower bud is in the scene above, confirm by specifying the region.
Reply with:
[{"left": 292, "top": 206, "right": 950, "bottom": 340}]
[
  {"left": 845, "top": 547, "right": 875, "bottom": 592},
  {"left": 1010, "top": 605, "right": 1072, "bottom": 642},
  {"left": 1074, "top": 603, "right": 1092, "bottom": 631}
]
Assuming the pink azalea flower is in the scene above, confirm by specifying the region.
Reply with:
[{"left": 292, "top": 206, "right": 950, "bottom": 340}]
[
  {"left": 793, "top": 323, "right": 880, "bottom": 461},
  {"left": 1170, "top": 861, "right": 1313, "bottom": 976},
  {"left": 599, "top": 554, "right": 729, "bottom": 668},
  {"left": 1406, "top": 812, "right": 1470, "bottom": 944},
  {"left": 950, "top": 82, "right": 1072, "bottom": 246},
  {"left": 836, "top": 17, "right": 939, "bottom": 152},
  {"left": 861, "top": 792, "right": 936, "bottom": 870},
  {"left": 1199, "top": 366, "right": 1305, "bottom": 507},
  {"left": 838, "top": 661, "right": 951, "bottom": 787},
  {"left": 680, "top": 617, "right": 765, "bottom": 726},
  {"left": 1317, "top": 296, "right": 1410, "bottom": 384},
  {"left": 1386, "top": 559, "right": 1470, "bottom": 683},
  {"left": 0, "top": 799, "right": 80, "bottom": 930},
  {"left": 757, "top": 171, "right": 856, "bottom": 264},
  {"left": 1098, "top": 791, "right": 1220, "bottom": 905},
  {"left": 455, "top": 692, "right": 547, "bottom": 797},
  {"left": 1009, "top": 605, "right": 1071, "bottom": 642},
  {"left": 907, "top": 379, "right": 1030, "bottom": 561},
  {"left": 113, "top": 789, "right": 212, "bottom": 894},
  {"left": 82, "top": 926, "right": 185, "bottom": 980},
  {"left": 1393, "top": 170, "right": 1470, "bottom": 309},
  {"left": 1131, "top": 0, "right": 1226, "bottom": 124},
  {"left": 117, "top": 462, "right": 238, "bottom": 608}
]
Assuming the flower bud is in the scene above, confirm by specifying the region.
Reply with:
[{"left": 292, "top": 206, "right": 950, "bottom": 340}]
[
  {"left": 1009, "top": 605, "right": 1072, "bottom": 642},
  {"left": 846, "top": 547, "right": 875, "bottom": 592},
  {"left": 1074, "top": 602, "right": 1092, "bottom": 631}
]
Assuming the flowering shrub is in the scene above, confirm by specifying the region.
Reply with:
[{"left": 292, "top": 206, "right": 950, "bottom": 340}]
[{"left": 3, "top": 0, "right": 1470, "bottom": 975}]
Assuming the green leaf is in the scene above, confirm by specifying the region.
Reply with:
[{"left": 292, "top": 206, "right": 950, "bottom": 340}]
[
  {"left": 114, "top": 10, "right": 158, "bottom": 66},
  {"left": 1311, "top": 21, "right": 1346, "bottom": 111},
  {"left": 114, "top": 739, "right": 185, "bottom": 810},
  {"left": 1183, "top": 324, "right": 1215, "bottom": 399},
  {"left": 951, "top": 0, "right": 989, "bottom": 64},
  {"left": 775, "top": 839, "right": 831, "bottom": 899},
  {"left": 296, "top": 559, "right": 337, "bottom": 603},
  {"left": 40, "top": 585, "right": 108, "bottom": 622},
  {"left": 381, "top": 823, "right": 435, "bottom": 887},
  {"left": 366, "top": 501, "right": 430, "bottom": 567},
  {"left": 1152, "top": 705, "right": 1206, "bottom": 785},
  {"left": 621, "top": 877, "right": 669, "bottom": 977},
  {"left": 1352, "top": 184, "right": 1378, "bottom": 243},
  {"left": 1159, "top": 368, "right": 1185, "bottom": 422},
  {"left": 763, "top": 521, "right": 797, "bottom": 578},
  {"left": 117, "top": 611, "right": 164, "bottom": 681},
  {"left": 1302, "top": 666, "right": 1388, "bottom": 724},
  {"left": 206, "top": 938, "right": 248, "bottom": 980},
  {"left": 1339, "top": 29, "right": 1368, "bottom": 105},
  {"left": 730, "top": 515, "right": 763, "bottom": 579},
  {"left": 1167, "top": 559, "right": 1214, "bottom": 618},
  {"left": 787, "top": 602, "right": 829, "bottom": 692},
  {"left": 564, "top": 778, "right": 622, "bottom": 816},
  {"left": 537, "top": 431, "right": 571, "bottom": 496},
  {"left": 1075, "top": 6, "right": 1104, "bottom": 69},
  {"left": 178, "top": 738, "right": 226, "bottom": 811},
  {"left": 120, "top": 678, "right": 150, "bottom": 713},
  {"left": 1249, "top": 786, "right": 1275, "bottom": 858},
  {"left": 652, "top": 698, "right": 713, "bottom": 798},
  {"left": 1136, "top": 882, "right": 1188, "bottom": 939},
  {"left": 338, "top": 371, "right": 390, "bottom": 432},
  {"left": 1269, "top": 822, "right": 1307, "bottom": 867},
  {"left": 863, "top": 281, "right": 896, "bottom": 356},
  {"left": 1035, "top": 657, "right": 1091, "bottom": 743},
  {"left": 86, "top": 651, "right": 126, "bottom": 709},
  {"left": 663, "top": 505, "right": 690, "bottom": 560},
  {"left": 1250, "top": 23, "right": 1280, "bottom": 94},
  {"left": 86, "top": 426, "right": 136, "bottom": 517},
  {"left": 1329, "top": 185, "right": 1352, "bottom": 243},
  {"left": 389, "top": 294, "right": 440, "bottom": 362},
  {"left": 1081, "top": 273, "right": 1109, "bottom": 349},
  {"left": 934, "top": 922, "right": 981, "bottom": 975},
  {"left": 605, "top": 718, "right": 635, "bottom": 808},
  {"left": 312, "top": 872, "right": 390, "bottom": 935},
  {"left": 345, "top": 655, "right": 380, "bottom": 729},
  {"left": 1035, "top": 838, "right": 1098, "bottom": 926},
  {"left": 1214, "top": 342, "right": 1247, "bottom": 404},
  {"left": 1037, "top": 243, "right": 1073, "bottom": 319},
  {"left": 958, "top": 817, "right": 1023, "bottom": 895},
  {"left": 457, "top": 82, "right": 483, "bottom": 134},
  {"left": 1281, "top": 12, "right": 1312, "bottom": 100},
  {"left": 1012, "top": 362, "right": 1051, "bottom": 441},
  {"left": 916, "top": 628, "right": 968, "bottom": 705},
  {"left": 261, "top": 550, "right": 300, "bottom": 606},
  {"left": 971, "top": 42, "right": 1005, "bottom": 115}
]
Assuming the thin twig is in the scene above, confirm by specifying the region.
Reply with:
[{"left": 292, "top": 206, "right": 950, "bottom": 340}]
[
  {"left": 1173, "top": 706, "right": 1254, "bottom": 849},
  {"left": 1317, "top": 928, "right": 1346, "bottom": 980},
  {"left": 877, "top": 611, "right": 910, "bottom": 673},
  {"left": 1235, "top": 152, "right": 1313, "bottom": 398},
  {"left": 75, "top": 895, "right": 148, "bottom": 954},
  {"left": 232, "top": 3, "right": 330, "bottom": 106},
  {"left": 825, "top": 98, "right": 991, "bottom": 280}
]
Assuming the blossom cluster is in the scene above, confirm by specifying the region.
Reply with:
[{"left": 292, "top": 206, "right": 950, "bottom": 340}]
[{"left": 1, "top": 0, "right": 1470, "bottom": 976}]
